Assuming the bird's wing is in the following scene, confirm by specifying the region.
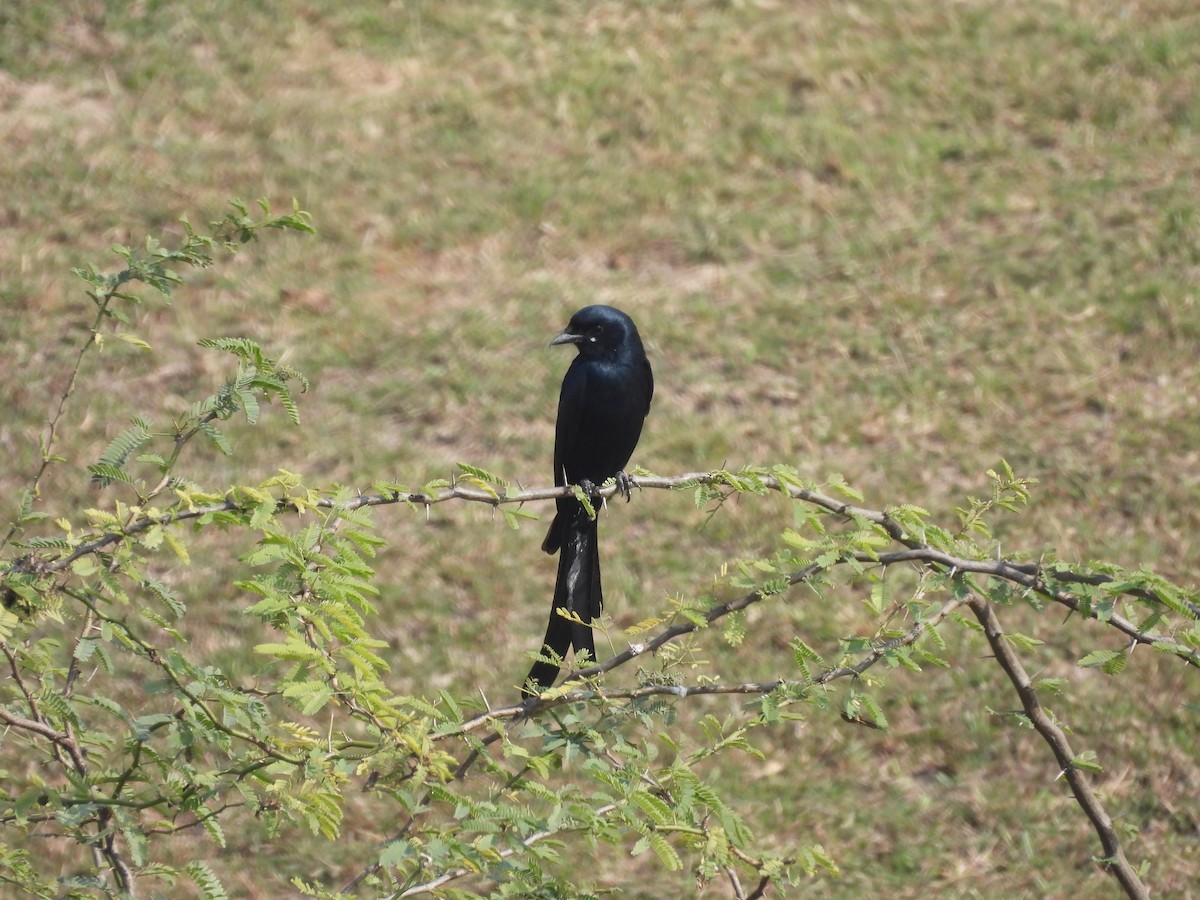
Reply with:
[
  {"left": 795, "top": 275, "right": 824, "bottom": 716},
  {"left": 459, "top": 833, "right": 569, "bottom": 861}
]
[
  {"left": 553, "top": 361, "right": 587, "bottom": 486},
  {"left": 642, "top": 357, "right": 654, "bottom": 414}
]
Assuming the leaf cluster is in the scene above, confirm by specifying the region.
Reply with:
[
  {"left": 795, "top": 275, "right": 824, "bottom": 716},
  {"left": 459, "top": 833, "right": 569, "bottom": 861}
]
[{"left": 1, "top": 210, "right": 1194, "bottom": 899}]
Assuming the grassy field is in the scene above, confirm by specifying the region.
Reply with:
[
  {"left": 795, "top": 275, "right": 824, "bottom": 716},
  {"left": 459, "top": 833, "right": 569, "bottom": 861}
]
[{"left": 2, "top": 0, "right": 1199, "bottom": 896}]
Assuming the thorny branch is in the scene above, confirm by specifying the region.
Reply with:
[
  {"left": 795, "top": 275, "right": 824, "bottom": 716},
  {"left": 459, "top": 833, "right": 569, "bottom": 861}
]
[
  {"left": 342, "top": 472, "right": 1183, "bottom": 897},
  {"left": 448, "top": 579, "right": 969, "bottom": 736},
  {"left": 6, "top": 470, "right": 1191, "bottom": 899},
  {"left": 969, "top": 595, "right": 1151, "bottom": 900},
  {"left": 0, "top": 274, "right": 128, "bottom": 555},
  {"left": 7, "top": 472, "right": 1197, "bottom": 667}
]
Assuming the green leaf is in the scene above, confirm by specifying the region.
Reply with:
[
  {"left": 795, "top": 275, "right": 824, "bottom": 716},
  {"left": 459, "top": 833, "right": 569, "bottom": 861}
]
[
  {"left": 1100, "top": 652, "right": 1128, "bottom": 676},
  {"left": 798, "top": 843, "right": 841, "bottom": 877},
  {"left": 502, "top": 506, "right": 539, "bottom": 529},
  {"left": 238, "top": 390, "right": 260, "bottom": 424},
  {"left": 184, "top": 861, "right": 228, "bottom": 900},
  {"left": 826, "top": 473, "right": 864, "bottom": 502},
  {"left": 1002, "top": 631, "right": 1044, "bottom": 651},
  {"left": 1078, "top": 649, "right": 1122, "bottom": 669},
  {"left": 254, "top": 641, "right": 325, "bottom": 664},
  {"left": 113, "top": 332, "right": 152, "bottom": 350},
  {"left": 634, "top": 831, "right": 682, "bottom": 871},
  {"left": 456, "top": 462, "right": 509, "bottom": 488},
  {"left": 378, "top": 839, "right": 413, "bottom": 870},
  {"left": 859, "top": 692, "right": 889, "bottom": 730},
  {"left": 198, "top": 336, "right": 264, "bottom": 362},
  {"left": 199, "top": 806, "right": 226, "bottom": 849},
  {"left": 866, "top": 579, "right": 888, "bottom": 616},
  {"left": 248, "top": 499, "right": 277, "bottom": 530},
  {"left": 1080, "top": 652, "right": 1123, "bottom": 672},
  {"left": 87, "top": 463, "right": 135, "bottom": 486},
  {"left": 790, "top": 638, "right": 823, "bottom": 666},
  {"left": 198, "top": 421, "right": 233, "bottom": 455},
  {"left": 278, "top": 388, "right": 302, "bottom": 425},
  {"left": 0, "top": 608, "right": 19, "bottom": 641},
  {"left": 92, "top": 422, "right": 151, "bottom": 486},
  {"left": 164, "top": 530, "right": 191, "bottom": 564},
  {"left": 1035, "top": 677, "right": 1068, "bottom": 695},
  {"left": 632, "top": 790, "right": 673, "bottom": 826},
  {"left": 572, "top": 483, "right": 596, "bottom": 519},
  {"left": 118, "top": 813, "right": 149, "bottom": 866},
  {"left": 1070, "top": 750, "right": 1103, "bottom": 774},
  {"left": 723, "top": 610, "right": 746, "bottom": 646}
]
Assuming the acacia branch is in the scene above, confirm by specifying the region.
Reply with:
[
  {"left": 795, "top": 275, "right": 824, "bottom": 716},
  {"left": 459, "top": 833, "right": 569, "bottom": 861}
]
[
  {"left": 12, "top": 472, "right": 1194, "bottom": 662},
  {"left": 61, "top": 585, "right": 305, "bottom": 767},
  {"left": 969, "top": 595, "right": 1149, "bottom": 899},
  {"left": 8, "top": 467, "right": 1195, "bottom": 896},
  {"left": 144, "top": 801, "right": 245, "bottom": 836},
  {"left": 449, "top": 588, "right": 970, "bottom": 735},
  {"left": 443, "top": 534, "right": 1193, "bottom": 740},
  {"left": 861, "top": 550, "right": 1198, "bottom": 667},
  {"left": 0, "top": 273, "right": 129, "bottom": 554},
  {"left": 0, "top": 706, "right": 89, "bottom": 773},
  {"left": 0, "top": 654, "right": 134, "bottom": 894}
]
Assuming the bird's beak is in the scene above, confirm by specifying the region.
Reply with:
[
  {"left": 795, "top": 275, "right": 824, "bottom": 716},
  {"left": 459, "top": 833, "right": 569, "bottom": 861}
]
[{"left": 550, "top": 329, "right": 583, "bottom": 347}]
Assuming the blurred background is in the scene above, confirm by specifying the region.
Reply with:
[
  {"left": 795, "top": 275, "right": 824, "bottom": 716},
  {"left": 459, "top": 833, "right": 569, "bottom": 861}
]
[{"left": 1, "top": 1, "right": 1197, "bottom": 895}]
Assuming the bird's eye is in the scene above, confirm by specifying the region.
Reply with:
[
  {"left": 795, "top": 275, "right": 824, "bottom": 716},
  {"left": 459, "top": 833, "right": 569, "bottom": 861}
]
[{"left": 588, "top": 324, "right": 604, "bottom": 342}]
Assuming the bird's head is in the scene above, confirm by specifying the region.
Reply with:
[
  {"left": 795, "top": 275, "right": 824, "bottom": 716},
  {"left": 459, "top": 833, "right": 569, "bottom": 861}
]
[{"left": 550, "top": 305, "right": 643, "bottom": 359}]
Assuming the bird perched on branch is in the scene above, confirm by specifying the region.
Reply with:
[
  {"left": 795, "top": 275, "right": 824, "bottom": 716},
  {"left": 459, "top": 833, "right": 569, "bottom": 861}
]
[{"left": 523, "top": 305, "right": 653, "bottom": 696}]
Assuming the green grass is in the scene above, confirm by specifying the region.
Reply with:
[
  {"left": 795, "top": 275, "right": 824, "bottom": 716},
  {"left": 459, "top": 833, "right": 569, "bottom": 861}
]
[{"left": 3, "top": 0, "right": 1200, "bottom": 895}]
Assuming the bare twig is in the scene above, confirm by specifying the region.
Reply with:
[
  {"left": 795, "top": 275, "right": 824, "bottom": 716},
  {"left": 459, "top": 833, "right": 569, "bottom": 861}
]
[
  {"left": 745, "top": 874, "right": 772, "bottom": 900},
  {"left": 143, "top": 802, "right": 246, "bottom": 836},
  {"left": 0, "top": 275, "right": 128, "bottom": 554},
  {"left": 725, "top": 864, "right": 747, "bottom": 899},
  {"left": 968, "top": 595, "right": 1150, "bottom": 900},
  {"left": 0, "top": 664, "right": 135, "bottom": 894},
  {"left": 0, "top": 706, "right": 88, "bottom": 772}
]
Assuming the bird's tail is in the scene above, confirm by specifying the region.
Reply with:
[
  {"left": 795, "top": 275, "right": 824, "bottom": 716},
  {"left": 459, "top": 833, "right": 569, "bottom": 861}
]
[{"left": 523, "top": 511, "right": 601, "bottom": 696}]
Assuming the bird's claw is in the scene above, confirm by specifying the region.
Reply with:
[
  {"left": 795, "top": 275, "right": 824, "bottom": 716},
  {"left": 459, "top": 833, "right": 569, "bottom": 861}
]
[{"left": 615, "top": 470, "right": 634, "bottom": 502}]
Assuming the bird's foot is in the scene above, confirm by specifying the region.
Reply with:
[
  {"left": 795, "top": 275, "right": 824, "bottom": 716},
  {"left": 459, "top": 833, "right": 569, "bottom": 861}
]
[
  {"left": 575, "top": 479, "right": 603, "bottom": 511},
  {"left": 615, "top": 470, "right": 635, "bottom": 502}
]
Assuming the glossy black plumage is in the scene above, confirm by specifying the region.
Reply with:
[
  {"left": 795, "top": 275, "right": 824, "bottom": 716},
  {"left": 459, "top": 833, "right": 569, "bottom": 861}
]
[{"left": 523, "top": 305, "right": 653, "bottom": 695}]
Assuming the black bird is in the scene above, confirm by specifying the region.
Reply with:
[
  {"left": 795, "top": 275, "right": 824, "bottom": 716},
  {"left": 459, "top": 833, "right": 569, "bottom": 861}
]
[{"left": 523, "top": 305, "right": 654, "bottom": 695}]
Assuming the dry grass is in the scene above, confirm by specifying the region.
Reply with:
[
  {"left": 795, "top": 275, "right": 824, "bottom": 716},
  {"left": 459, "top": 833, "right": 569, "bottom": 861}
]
[{"left": 2, "top": 0, "right": 1199, "bottom": 895}]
